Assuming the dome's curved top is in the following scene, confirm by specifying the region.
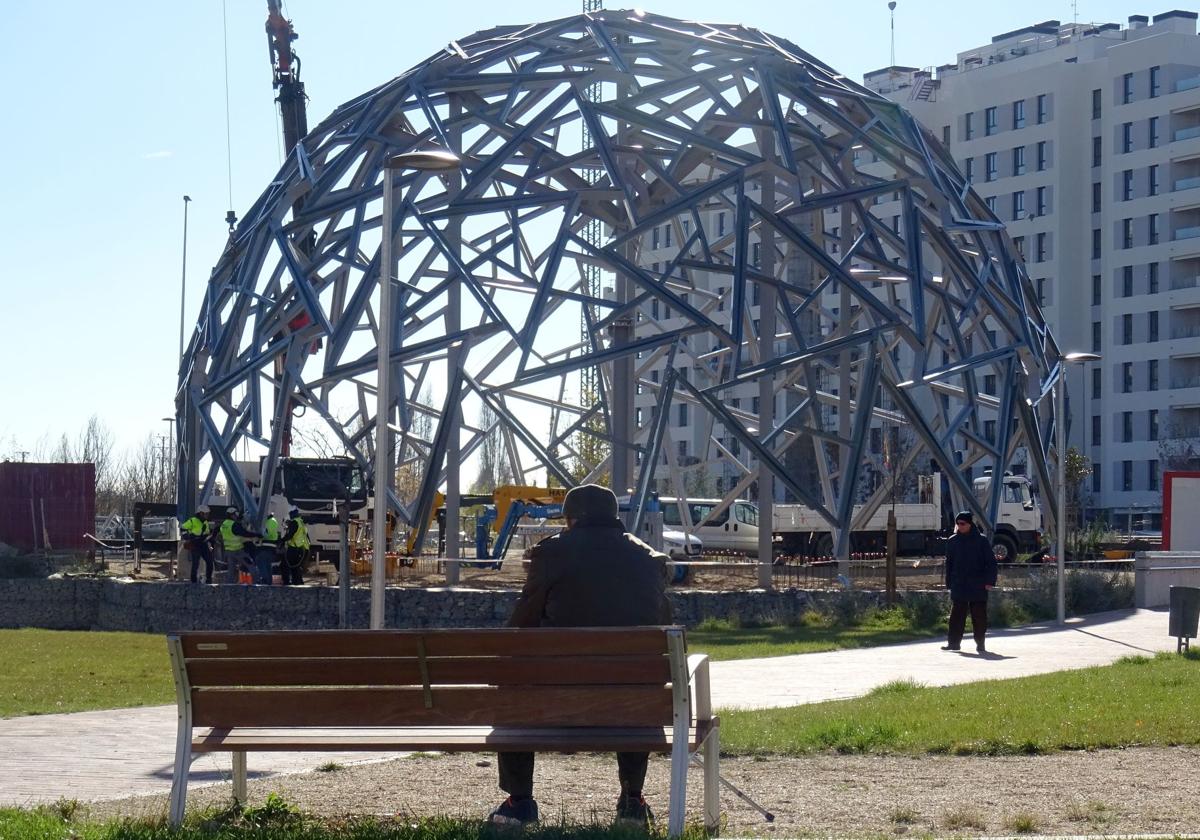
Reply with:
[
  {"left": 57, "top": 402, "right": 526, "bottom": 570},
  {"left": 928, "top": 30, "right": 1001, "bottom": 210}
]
[{"left": 179, "top": 9, "right": 1062, "bottom": 544}]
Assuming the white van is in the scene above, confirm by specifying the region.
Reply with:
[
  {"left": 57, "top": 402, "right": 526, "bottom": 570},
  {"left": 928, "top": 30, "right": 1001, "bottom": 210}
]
[{"left": 659, "top": 497, "right": 760, "bottom": 553}]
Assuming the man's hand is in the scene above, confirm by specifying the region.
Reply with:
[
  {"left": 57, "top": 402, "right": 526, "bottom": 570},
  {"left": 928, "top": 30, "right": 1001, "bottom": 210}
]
[{"left": 984, "top": 584, "right": 994, "bottom": 590}]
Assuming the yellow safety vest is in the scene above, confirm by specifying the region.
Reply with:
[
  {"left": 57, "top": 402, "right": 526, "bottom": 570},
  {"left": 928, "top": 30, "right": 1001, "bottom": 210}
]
[
  {"left": 182, "top": 516, "right": 204, "bottom": 537},
  {"left": 220, "top": 518, "right": 246, "bottom": 551},
  {"left": 264, "top": 517, "right": 280, "bottom": 542},
  {"left": 288, "top": 517, "right": 310, "bottom": 549}
]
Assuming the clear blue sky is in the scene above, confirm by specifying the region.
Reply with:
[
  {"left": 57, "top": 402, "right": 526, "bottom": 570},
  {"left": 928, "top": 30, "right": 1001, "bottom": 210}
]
[{"left": 0, "top": 0, "right": 1140, "bottom": 458}]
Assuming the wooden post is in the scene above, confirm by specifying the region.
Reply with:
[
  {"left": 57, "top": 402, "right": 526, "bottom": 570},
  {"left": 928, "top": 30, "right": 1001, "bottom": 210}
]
[{"left": 886, "top": 509, "right": 897, "bottom": 605}]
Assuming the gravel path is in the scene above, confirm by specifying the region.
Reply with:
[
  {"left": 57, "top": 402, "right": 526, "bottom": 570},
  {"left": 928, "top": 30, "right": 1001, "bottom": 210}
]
[{"left": 85, "top": 747, "right": 1200, "bottom": 837}]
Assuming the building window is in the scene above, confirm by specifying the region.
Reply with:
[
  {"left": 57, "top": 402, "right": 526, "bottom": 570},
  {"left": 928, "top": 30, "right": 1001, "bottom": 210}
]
[
  {"left": 964, "top": 112, "right": 974, "bottom": 140},
  {"left": 1092, "top": 88, "right": 1102, "bottom": 120},
  {"left": 1122, "top": 169, "right": 1134, "bottom": 201},
  {"left": 1122, "top": 460, "right": 1133, "bottom": 492},
  {"left": 751, "top": 241, "right": 761, "bottom": 267},
  {"left": 677, "top": 403, "right": 688, "bottom": 426},
  {"left": 1092, "top": 321, "right": 1102, "bottom": 352},
  {"left": 1122, "top": 218, "right": 1133, "bottom": 250},
  {"left": 1123, "top": 411, "right": 1133, "bottom": 442},
  {"left": 1092, "top": 182, "right": 1102, "bottom": 213},
  {"left": 664, "top": 225, "right": 672, "bottom": 248},
  {"left": 1012, "top": 145, "right": 1025, "bottom": 175},
  {"left": 678, "top": 440, "right": 688, "bottom": 459},
  {"left": 1149, "top": 165, "right": 1159, "bottom": 196},
  {"left": 1092, "top": 274, "right": 1102, "bottom": 306},
  {"left": 1123, "top": 313, "right": 1133, "bottom": 345},
  {"left": 1123, "top": 361, "right": 1133, "bottom": 391},
  {"left": 1150, "top": 66, "right": 1160, "bottom": 99},
  {"left": 1012, "top": 191, "right": 1025, "bottom": 221},
  {"left": 1149, "top": 116, "right": 1160, "bottom": 149},
  {"left": 1149, "top": 262, "right": 1159, "bottom": 294},
  {"left": 1036, "top": 186, "right": 1047, "bottom": 216},
  {"left": 1037, "top": 93, "right": 1048, "bottom": 124},
  {"left": 1149, "top": 213, "right": 1159, "bottom": 245},
  {"left": 1123, "top": 72, "right": 1134, "bottom": 104},
  {"left": 1122, "top": 122, "right": 1133, "bottom": 153},
  {"left": 1036, "top": 141, "right": 1048, "bottom": 171},
  {"left": 1092, "top": 136, "right": 1102, "bottom": 168},
  {"left": 1093, "top": 366, "right": 1102, "bottom": 398},
  {"left": 1013, "top": 235, "right": 1025, "bottom": 257},
  {"left": 1092, "top": 464, "right": 1101, "bottom": 493},
  {"left": 985, "top": 195, "right": 997, "bottom": 213},
  {"left": 1150, "top": 459, "right": 1160, "bottom": 491},
  {"left": 1150, "top": 359, "right": 1159, "bottom": 391},
  {"left": 984, "top": 374, "right": 997, "bottom": 395},
  {"left": 651, "top": 227, "right": 660, "bottom": 249},
  {"left": 1092, "top": 228, "right": 1102, "bottom": 259},
  {"left": 717, "top": 211, "right": 726, "bottom": 237},
  {"left": 1036, "top": 277, "right": 1047, "bottom": 305},
  {"left": 1092, "top": 415, "right": 1102, "bottom": 446},
  {"left": 891, "top": 214, "right": 900, "bottom": 233},
  {"left": 964, "top": 157, "right": 974, "bottom": 181},
  {"left": 985, "top": 152, "right": 997, "bottom": 182},
  {"left": 716, "top": 286, "right": 725, "bottom": 311},
  {"left": 1036, "top": 232, "right": 1047, "bottom": 262},
  {"left": 1013, "top": 99, "right": 1025, "bottom": 129},
  {"left": 1123, "top": 265, "right": 1134, "bottom": 297},
  {"left": 984, "top": 420, "right": 997, "bottom": 443},
  {"left": 942, "top": 124, "right": 950, "bottom": 145},
  {"left": 985, "top": 106, "right": 997, "bottom": 136}
]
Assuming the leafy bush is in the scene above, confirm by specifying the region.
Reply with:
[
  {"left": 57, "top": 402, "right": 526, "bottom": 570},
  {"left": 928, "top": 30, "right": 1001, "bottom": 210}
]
[{"left": 899, "top": 591, "right": 944, "bottom": 628}]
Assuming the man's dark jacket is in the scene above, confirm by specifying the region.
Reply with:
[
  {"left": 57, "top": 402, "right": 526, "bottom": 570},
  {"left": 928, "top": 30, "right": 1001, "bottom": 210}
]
[
  {"left": 944, "top": 528, "right": 997, "bottom": 601},
  {"left": 508, "top": 517, "right": 672, "bottom": 628}
]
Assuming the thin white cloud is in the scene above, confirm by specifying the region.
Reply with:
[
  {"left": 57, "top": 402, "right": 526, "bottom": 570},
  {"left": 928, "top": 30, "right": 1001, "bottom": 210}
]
[{"left": 142, "top": 150, "right": 173, "bottom": 160}]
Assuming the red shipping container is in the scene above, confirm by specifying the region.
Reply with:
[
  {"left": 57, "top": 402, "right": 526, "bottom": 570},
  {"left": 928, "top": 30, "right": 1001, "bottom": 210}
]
[{"left": 0, "top": 463, "right": 95, "bottom": 552}]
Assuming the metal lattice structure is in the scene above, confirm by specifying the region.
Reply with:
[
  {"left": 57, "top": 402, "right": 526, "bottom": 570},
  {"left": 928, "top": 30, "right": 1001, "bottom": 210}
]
[{"left": 177, "top": 10, "right": 1065, "bottom": 553}]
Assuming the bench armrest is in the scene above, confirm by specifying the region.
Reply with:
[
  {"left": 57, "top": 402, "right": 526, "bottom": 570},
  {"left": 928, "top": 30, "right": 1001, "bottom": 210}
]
[{"left": 687, "top": 653, "right": 712, "bottom": 722}]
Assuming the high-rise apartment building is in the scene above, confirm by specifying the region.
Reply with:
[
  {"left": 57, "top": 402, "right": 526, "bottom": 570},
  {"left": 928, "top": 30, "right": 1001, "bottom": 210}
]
[{"left": 866, "top": 11, "right": 1200, "bottom": 529}]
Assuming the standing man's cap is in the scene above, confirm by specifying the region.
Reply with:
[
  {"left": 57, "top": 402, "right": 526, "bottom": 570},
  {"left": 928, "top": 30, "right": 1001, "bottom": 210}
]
[
  {"left": 289, "top": 507, "right": 300, "bottom": 517},
  {"left": 562, "top": 484, "right": 620, "bottom": 521},
  {"left": 955, "top": 510, "right": 974, "bottom": 524}
]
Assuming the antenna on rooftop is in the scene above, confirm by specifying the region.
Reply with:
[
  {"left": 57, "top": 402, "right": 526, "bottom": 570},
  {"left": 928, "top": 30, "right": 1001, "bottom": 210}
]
[{"left": 888, "top": 2, "right": 897, "bottom": 67}]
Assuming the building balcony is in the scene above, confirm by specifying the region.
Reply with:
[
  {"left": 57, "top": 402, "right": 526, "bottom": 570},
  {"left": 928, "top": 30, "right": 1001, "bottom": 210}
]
[
  {"left": 1175, "top": 126, "right": 1200, "bottom": 143},
  {"left": 1172, "top": 324, "right": 1200, "bottom": 339},
  {"left": 1175, "top": 226, "right": 1200, "bottom": 241},
  {"left": 1176, "top": 75, "right": 1200, "bottom": 94},
  {"left": 1172, "top": 275, "right": 1200, "bottom": 290},
  {"left": 1172, "top": 376, "right": 1200, "bottom": 389},
  {"left": 1176, "top": 176, "right": 1200, "bottom": 192}
]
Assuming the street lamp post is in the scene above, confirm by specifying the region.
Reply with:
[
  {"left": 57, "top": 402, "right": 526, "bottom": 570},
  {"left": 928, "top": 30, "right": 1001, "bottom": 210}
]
[
  {"left": 1056, "top": 351, "right": 1102, "bottom": 625},
  {"left": 372, "top": 149, "right": 461, "bottom": 630}
]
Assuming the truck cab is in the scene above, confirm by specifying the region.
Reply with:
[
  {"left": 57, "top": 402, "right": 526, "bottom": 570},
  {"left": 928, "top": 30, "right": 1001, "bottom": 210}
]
[{"left": 971, "top": 473, "right": 1042, "bottom": 561}]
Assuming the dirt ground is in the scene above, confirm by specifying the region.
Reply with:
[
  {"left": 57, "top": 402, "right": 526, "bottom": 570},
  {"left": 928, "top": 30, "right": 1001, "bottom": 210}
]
[{"left": 87, "top": 747, "right": 1200, "bottom": 837}]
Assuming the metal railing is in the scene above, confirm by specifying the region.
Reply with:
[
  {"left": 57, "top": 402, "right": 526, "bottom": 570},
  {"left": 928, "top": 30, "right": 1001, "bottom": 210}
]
[
  {"left": 1171, "top": 275, "right": 1200, "bottom": 290},
  {"left": 1176, "top": 176, "right": 1200, "bottom": 192},
  {"left": 1176, "top": 75, "right": 1200, "bottom": 93},
  {"left": 1171, "top": 375, "right": 1200, "bottom": 388},
  {"left": 1175, "top": 226, "right": 1200, "bottom": 241}
]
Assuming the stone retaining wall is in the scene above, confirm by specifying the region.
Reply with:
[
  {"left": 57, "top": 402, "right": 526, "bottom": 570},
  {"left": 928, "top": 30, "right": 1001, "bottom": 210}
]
[{"left": 0, "top": 577, "right": 928, "bottom": 632}]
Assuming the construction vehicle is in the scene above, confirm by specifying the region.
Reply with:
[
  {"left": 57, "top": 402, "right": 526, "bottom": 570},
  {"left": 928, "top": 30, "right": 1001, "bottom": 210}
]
[{"left": 405, "top": 485, "right": 566, "bottom": 555}]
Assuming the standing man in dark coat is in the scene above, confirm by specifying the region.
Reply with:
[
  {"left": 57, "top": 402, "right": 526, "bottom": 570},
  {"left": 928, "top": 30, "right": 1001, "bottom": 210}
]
[
  {"left": 491, "top": 484, "right": 672, "bottom": 828},
  {"left": 942, "top": 510, "right": 997, "bottom": 653}
]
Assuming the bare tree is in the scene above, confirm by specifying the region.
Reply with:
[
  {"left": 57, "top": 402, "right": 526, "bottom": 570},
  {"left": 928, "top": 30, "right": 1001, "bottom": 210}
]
[
  {"left": 470, "top": 403, "right": 514, "bottom": 493},
  {"left": 119, "top": 433, "right": 175, "bottom": 506}
]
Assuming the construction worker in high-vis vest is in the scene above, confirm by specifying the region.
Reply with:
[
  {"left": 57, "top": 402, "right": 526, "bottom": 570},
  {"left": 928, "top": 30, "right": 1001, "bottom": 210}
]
[
  {"left": 181, "top": 508, "right": 214, "bottom": 584},
  {"left": 281, "top": 508, "right": 310, "bottom": 586},
  {"left": 260, "top": 512, "right": 281, "bottom": 584},
  {"left": 219, "top": 508, "right": 259, "bottom": 584}
]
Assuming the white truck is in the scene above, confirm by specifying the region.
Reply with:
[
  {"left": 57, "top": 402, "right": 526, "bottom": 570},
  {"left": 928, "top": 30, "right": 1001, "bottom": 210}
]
[{"left": 773, "top": 472, "right": 1042, "bottom": 560}]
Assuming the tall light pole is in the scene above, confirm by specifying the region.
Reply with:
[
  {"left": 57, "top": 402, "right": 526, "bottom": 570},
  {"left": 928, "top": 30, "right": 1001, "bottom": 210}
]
[
  {"left": 178, "top": 196, "right": 191, "bottom": 362},
  {"left": 372, "top": 149, "right": 461, "bottom": 630},
  {"left": 1056, "top": 351, "right": 1102, "bottom": 624}
]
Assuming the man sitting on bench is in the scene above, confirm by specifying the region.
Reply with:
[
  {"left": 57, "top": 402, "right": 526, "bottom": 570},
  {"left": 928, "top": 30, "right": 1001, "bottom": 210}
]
[{"left": 492, "top": 483, "right": 673, "bottom": 828}]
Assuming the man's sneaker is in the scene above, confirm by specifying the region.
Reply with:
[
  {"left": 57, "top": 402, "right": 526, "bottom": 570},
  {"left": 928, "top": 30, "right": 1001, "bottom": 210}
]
[
  {"left": 976, "top": 644, "right": 988, "bottom": 654},
  {"left": 490, "top": 796, "right": 538, "bottom": 826},
  {"left": 616, "top": 793, "right": 653, "bottom": 828},
  {"left": 940, "top": 644, "right": 960, "bottom": 651}
]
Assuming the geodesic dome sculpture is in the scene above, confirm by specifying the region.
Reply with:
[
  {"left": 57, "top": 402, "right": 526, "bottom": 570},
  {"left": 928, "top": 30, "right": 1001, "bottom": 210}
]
[{"left": 176, "top": 9, "right": 1064, "bottom": 553}]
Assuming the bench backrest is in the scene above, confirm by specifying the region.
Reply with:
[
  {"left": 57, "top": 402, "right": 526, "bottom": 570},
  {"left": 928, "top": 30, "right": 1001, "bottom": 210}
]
[{"left": 168, "top": 627, "right": 688, "bottom": 729}]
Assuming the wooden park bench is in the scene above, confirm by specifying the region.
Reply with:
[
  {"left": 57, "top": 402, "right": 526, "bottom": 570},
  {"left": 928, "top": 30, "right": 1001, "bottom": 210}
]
[{"left": 167, "top": 627, "right": 718, "bottom": 836}]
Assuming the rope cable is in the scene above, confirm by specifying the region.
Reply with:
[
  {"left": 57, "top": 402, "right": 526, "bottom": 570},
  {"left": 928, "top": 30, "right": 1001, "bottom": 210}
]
[{"left": 221, "top": 0, "right": 236, "bottom": 229}]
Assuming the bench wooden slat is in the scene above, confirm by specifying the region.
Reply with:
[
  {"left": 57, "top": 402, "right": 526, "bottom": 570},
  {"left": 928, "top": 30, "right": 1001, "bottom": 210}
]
[
  {"left": 181, "top": 628, "right": 676, "bottom": 659},
  {"left": 186, "top": 655, "right": 671, "bottom": 687},
  {"left": 191, "top": 685, "right": 674, "bottom": 728},
  {"left": 191, "top": 722, "right": 715, "bottom": 754}
]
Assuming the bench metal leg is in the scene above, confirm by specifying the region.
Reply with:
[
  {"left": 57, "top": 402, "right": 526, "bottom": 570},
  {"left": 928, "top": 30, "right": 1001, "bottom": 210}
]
[
  {"left": 702, "top": 725, "right": 720, "bottom": 833},
  {"left": 168, "top": 742, "right": 191, "bottom": 826},
  {"left": 232, "top": 751, "right": 247, "bottom": 804},
  {"left": 668, "top": 737, "right": 689, "bottom": 838}
]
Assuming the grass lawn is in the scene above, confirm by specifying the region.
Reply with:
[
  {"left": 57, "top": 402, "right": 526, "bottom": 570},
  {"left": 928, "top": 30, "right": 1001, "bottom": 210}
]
[
  {"left": 0, "top": 629, "right": 172, "bottom": 719},
  {"left": 720, "top": 651, "right": 1200, "bottom": 756},
  {"left": 0, "top": 803, "right": 706, "bottom": 840},
  {"left": 688, "top": 611, "right": 943, "bottom": 661}
]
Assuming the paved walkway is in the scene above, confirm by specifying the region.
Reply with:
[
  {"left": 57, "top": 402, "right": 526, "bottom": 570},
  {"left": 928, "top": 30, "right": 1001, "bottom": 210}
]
[{"left": 0, "top": 608, "right": 1174, "bottom": 807}]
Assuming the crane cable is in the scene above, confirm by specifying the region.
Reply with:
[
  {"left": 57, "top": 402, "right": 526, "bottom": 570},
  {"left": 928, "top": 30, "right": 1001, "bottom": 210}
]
[{"left": 221, "top": 0, "right": 237, "bottom": 232}]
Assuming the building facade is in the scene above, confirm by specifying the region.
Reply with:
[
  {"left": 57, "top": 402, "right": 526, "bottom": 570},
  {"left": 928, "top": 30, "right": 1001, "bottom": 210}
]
[{"left": 866, "top": 11, "right": 1200, "bottom": 530}]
